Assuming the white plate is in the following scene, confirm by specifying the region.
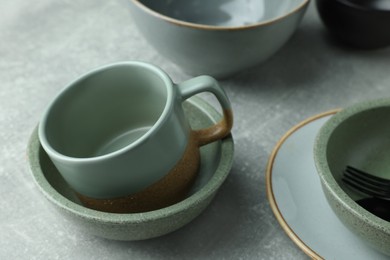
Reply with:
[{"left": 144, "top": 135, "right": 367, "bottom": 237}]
[{"left": 266, "top": 110, "right": 389, "bottom": 259}]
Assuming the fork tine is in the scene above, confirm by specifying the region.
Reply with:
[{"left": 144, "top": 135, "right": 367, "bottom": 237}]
[
  {"left": 342, "top": 175, "right": 390, "bottom": 200},
  {"left": 343, "top": 171, "right": 390, "bottom": 194},
  {"left": 343, "top": 166, "right": 390, "bottom": 199},
  {"left": 344, "top": 169, "right": 390, "bottom": 193},
  {"left": 345, "top": 166, "right": 390, "bottom": 190},
  {"left": 342, "top": 176, "right": 390, "bottom": 199}
]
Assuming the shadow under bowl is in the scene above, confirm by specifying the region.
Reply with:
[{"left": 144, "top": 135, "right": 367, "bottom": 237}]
[
  {"left": 314, "top": 98, "right": 390, "bottom": 255},
  {"left": 27, "top": 97, "right": 234, "bottom": 241},
  {"left": 128, "top": 0, "right": 310, "bottom": 78},
  {"left": 316, "top": 0, "right": 390, "bottom": 49}
]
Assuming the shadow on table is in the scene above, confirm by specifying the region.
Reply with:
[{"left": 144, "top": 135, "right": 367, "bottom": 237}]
[
  {"left": 93, "top": 163, "right": 272, "bottom": 258},
  {"left": 224, "top": 18, "right": 390, "bottom": 90},
  {"left": 225, "top": 24, "right": 331, "bottom": 88}
]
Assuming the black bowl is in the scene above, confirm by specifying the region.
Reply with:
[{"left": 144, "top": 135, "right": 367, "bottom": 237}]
[{"left": 316, "top": 0, "right": 390, "bottom": 49}]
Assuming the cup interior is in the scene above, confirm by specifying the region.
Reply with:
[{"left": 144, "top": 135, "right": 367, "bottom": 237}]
[
  {"left": 137, "top": 0, "right": 305, "bottom": 27},
  {"left": 325, "top": 106, "right": 390, "bottom": 200},
  {"left": 42, "top": 64, "right": 169, "bottom": 158}
]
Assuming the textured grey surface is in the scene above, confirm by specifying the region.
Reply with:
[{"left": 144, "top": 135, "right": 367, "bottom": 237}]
[{"left": 1, "top": 0, "right": 390, "bottom": 259}]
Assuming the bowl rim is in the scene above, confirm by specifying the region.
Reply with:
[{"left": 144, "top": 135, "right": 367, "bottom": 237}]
[
  {"left": 129, "top": 0, "right": 310, "bottom": 31},
  {"left": 28, "top": 96, "right": 234, "bottom": 224},
  {"left": 336, "top": 0, "right": 390, "bottom": 13},
  {"left": 314, "top": 98, "right": 390, "bottom": 232}
]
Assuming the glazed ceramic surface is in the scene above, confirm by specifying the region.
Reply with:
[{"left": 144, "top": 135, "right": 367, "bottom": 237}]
[
  {"left": 38, "top": 61, "right": 232, "bottom": 200},
  {"left": 29, "top": 96, "right": 234, "bottom": 241},
  {"left": 315, "top": 99, "right": 390, "bottom": 256},
  {"left": 128, "top": 0, "right": 309, "bottom": 78},
  {"left": 139, "top": 0, "right": 303, "bottom": 27},
  {"left": 316, "top": 0, "right": 390, "bottom": 49},
  {"left": 267, "top": 111, "right": 389, "bottom": 259}
]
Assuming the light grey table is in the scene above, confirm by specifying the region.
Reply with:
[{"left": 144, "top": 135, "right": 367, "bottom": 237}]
[{"left": 1, "top": 1, "right": 389, "bottom": 259}]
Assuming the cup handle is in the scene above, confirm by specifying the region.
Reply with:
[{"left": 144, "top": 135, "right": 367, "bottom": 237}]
[{"left": 177, "top": 75, "right": 233, "bottom": 146}]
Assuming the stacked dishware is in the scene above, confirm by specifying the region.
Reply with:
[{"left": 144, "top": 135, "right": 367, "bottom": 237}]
[{"left": 27, "top": 0, "right": 390, "bottom": 258}]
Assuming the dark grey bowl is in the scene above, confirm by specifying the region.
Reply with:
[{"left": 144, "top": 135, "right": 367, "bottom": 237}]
[{"left": 316, "top": 0, "right": 390, "bottom": 49}]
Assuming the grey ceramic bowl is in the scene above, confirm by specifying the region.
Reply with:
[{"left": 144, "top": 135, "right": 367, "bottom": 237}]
[
  {"left": 128, "top": 0, "right": 310, "bottom": 78},
  {"left": 28, "top": 97, "right": 234, "bottom": 241},
  {"left": 314, "top": 99, "right": 390, "bottom": 255}
]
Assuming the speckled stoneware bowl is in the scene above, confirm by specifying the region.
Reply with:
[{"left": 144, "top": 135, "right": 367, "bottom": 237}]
[
  {"left": 28, "top": 97, "right": 234, "bottom": 241},
  {"left": 128, "top": 0, "right": 310, "bottom": 78},
  {"left": 314, "top": 98, "right": 390, "bottom": 255}
]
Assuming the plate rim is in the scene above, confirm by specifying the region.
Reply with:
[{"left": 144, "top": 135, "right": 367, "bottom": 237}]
[{"left": 265, "top": 109, "right": 340, "bottom": 260}]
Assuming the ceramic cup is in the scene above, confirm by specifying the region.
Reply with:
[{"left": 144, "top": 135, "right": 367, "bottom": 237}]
[
  {"left": 38, "top": 61, "right": 233, "bottom": 213},
  {"left": 128, "top": 0, "right": 310, "bottom": 78}
]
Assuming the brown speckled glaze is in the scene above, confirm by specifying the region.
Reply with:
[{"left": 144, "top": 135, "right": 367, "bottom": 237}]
[
  {"left": 196, "top": 109, "right": 233, "bottom": 146},
  {"left": 77, "top": 108, "right": 233, "bottom": 213},
  {"left": 77, "top": 132, "right": 200, "bottom": 213}
]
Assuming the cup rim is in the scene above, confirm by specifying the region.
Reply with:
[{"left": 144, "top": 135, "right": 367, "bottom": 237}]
[
  {"left": 38, "top": 61, "right": 174, "bottom": 163},
  {"left": 129, "top": 0, "right": 310, "bottom": 31},
  {"left": 314, "top": 98, "right": 390, "bottom": 231}
]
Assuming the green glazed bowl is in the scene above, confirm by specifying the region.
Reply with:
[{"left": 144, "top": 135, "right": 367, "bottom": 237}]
[
  {"left": 28, "top": 97, "right": 234, "bottom": 240},
  {"left": 314, "top": 98, "right": 390, "bottom": 255}
]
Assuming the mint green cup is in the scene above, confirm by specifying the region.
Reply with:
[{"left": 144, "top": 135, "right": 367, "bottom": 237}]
[{"left": 38, "top": 61, "right": 233, "bottom": 212}]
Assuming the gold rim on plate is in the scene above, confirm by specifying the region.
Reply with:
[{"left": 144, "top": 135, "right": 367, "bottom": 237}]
[{"left": 265, "top": 109, "right": 341, "bottom": 260}]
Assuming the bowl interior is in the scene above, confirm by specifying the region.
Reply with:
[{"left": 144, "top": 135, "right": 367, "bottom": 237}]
[
  {"left": 137, "top": 0, "right": 306, "bottom": 27},
  {"left": 326, "top": 106, "right": 390, "bottom": 200}
]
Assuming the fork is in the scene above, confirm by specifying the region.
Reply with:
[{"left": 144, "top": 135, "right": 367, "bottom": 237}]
[{"left": 342, "top": 165, "right": 390, "bottom": 200}]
